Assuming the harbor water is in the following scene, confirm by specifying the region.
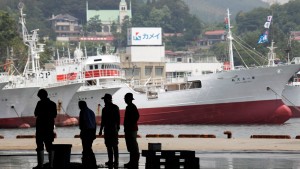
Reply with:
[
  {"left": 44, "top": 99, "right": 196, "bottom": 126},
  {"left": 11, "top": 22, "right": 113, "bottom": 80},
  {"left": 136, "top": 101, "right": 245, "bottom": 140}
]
[{"left": 1, "top": 118, "right": 300, "bottom": 139}]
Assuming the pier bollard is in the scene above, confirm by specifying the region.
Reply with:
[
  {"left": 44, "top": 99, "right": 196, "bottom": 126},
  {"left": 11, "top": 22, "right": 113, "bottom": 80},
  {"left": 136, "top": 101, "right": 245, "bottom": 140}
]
[{"left": 224, "top": 131, "right": 232, "bottom": 139}]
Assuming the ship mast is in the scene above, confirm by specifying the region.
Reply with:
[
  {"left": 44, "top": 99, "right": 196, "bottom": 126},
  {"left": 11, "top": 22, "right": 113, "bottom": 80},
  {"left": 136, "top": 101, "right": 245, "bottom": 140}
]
[
  {"left": 18, "top": 2, "right": 44, "bottom": 78},
  {"left": 267, "top": 41, "right": 276, "bottom": 67},
  {"left": 227, "top": 9, "right": 234, "bottom": 70}
]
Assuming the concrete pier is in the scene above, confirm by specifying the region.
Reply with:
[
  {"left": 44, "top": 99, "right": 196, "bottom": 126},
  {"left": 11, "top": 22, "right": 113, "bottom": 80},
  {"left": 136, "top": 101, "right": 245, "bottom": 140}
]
[
  {"left": 1, "top": 138, "right": 300, "bottom": 151},
  {"left": 1, "top": 138, "right": 300, "bottom": 168}
]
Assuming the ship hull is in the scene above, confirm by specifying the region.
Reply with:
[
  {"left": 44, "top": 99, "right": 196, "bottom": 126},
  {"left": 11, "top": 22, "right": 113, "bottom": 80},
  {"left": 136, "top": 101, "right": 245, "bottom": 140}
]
[
  {"left": 0, "top": 99, "right": 290, "bottom": 126},
  {"left": 60, "top": 64, "right": 300, "bottom": 125},
  {"left": 65, "top": 86, "right": 121, "bottom": 117},
  {"left": 0, "top": 87, "right": 40, "bottom": 128},
  {"left": 282, "top": 85, "right": 300, "bottom": 117},
  {"left": 111, "top": 64, "right": 299, "bottom": 124},
  {"left": 0, "top": 83, "right": 82, "bottom": 128}
]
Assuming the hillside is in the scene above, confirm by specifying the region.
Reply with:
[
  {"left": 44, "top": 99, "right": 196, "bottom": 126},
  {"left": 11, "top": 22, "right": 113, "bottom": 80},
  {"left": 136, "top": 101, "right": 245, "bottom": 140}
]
[{"left": 184, "top": 0, "right": 269, "bottom": 23}]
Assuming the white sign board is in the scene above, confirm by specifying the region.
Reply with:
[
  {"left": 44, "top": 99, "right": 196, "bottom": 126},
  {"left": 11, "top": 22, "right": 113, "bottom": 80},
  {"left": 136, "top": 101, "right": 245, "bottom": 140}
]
[{"left": 127, "top": 27, "right": 162, "bottom": 46}]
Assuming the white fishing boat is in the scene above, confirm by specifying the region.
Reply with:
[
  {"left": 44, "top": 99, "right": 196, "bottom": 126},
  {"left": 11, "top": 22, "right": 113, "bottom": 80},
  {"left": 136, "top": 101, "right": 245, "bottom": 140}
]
[
  {"left": 51, "top": 46, "right": 125, "bottom": 125},
  {"left": 282, "top": 57, "right": 300, "bottom": 117},
  {"left": 110, "top": 9, "right": 300, "bottom": 125},
  {"left": 0, "top": 3, "right": 82, "bottom": 128}
]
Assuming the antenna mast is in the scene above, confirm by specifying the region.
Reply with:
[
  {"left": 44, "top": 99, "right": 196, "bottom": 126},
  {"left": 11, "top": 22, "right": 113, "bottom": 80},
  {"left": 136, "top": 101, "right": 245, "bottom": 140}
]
[
  {"left": 227, "top": 9, "right": 234, "bottom": 70},
  {"left": 18, "top": 2, "right": 44, "bottom": 77}
]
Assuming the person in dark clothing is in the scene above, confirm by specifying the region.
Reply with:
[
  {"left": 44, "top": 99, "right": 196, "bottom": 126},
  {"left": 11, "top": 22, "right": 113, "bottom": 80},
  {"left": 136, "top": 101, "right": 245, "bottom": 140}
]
[
  {"left": 79, "top": 100, "right": 97, "bottom": 168},
  {"left": 99, "top": 93, "right": 120, "bottom": 167},
  {"left": 33, "top": 89, "right": 57, "bottom": 169},
  {"left": 123, "top": 93, "right": 140, "bottom": 168}
]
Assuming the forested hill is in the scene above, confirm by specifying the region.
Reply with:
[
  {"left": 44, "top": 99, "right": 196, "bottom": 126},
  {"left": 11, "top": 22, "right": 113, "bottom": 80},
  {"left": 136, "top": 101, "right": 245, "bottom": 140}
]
[
  {"left": 0, "top": 0, "right": 269, "bottom": 27},
  {"left": 184, "top": 0, "right": 269, "bottom": 23}
]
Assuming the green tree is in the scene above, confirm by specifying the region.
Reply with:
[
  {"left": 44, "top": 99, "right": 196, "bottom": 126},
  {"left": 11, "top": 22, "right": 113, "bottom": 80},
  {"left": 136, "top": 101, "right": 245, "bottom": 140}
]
[
  {"left": 0, "top": 11, "right": 20, "bottom": 63},
  {"left": 86, "top": 15, "right": 102, "bottom": 34}
]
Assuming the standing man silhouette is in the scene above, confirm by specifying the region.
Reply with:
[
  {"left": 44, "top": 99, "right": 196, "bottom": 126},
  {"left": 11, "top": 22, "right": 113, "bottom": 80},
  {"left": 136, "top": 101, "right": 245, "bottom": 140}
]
[
  {"left": 123, "top": 93, "right": 140, "bottom": 168},
  {"left": 79, "top": 100, "right": 97, "bottom": 168},
  {"left": 99, "top": 93, "right": 120, "bottom": 167},
  {"left": 33, "top": 89, "right": 57, "bottom": 169}
]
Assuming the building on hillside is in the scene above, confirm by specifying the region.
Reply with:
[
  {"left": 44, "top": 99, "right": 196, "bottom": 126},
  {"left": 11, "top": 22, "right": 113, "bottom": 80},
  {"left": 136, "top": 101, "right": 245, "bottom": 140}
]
[
  {"left": 86, "top": 0, "right": 132, "bottom": 35},
  {"left": 49, "top": 14, "right": 81, "bottom": 42},
  {"left": 121, "top": 27, "right": 165, "bottom": 82},
  {"left": 197, "top": 30, "right": 226, "bottom": 46},
  {"left": 291, "top": 31, "right": 300, "bottom": 41}
]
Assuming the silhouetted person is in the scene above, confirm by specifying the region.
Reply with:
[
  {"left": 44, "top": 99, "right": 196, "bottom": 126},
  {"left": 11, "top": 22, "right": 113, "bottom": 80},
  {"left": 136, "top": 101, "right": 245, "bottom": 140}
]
[
  {"left": 99, "top": 93, "right": 120, "bottom": 167},
  {"left": 79, "top": 100, "right": 97, "bottom": 168},
  {"left": 33, "top": 89, "right": 57, "bottom": 169},
  {"left": 123, "top": 93, "right": 140, "bottom": 168}
]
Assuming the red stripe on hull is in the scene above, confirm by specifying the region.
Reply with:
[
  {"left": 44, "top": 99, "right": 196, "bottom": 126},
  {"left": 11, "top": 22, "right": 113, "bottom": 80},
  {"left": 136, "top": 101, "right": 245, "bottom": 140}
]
[
  {"left": 0, "top": 99, "right": 291, "bottom": 128},
  {"left": 119, "top": 100, "right": 291, "bottom": 124}
]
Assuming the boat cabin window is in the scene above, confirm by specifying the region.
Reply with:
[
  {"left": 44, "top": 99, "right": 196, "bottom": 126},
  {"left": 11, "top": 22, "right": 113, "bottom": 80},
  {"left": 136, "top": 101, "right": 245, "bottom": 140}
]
[
  {"left": 86, "top": 80, "right": 96, "bottom": 86},
  {"left": 89, "top": 65, "right": 93, "bottom": 70},
  {"left": 94, "top": 65, "right": 98, "bottom": 69},
  {"left": 189, "top": 80, "right": 202, "bottom": 89}
]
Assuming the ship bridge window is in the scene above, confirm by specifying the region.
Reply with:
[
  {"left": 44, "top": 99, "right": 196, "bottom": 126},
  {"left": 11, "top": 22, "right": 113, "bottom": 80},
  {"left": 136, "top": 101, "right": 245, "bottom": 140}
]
[
  {"left": 89, "top": 65, "right": 93, "bottom": 70},
  {"left": 101, "top": 65, "right": 104, "bottom": 69},
  {"left": 94, "top": 65, "right": 98, "bottom": 69},
  {"left": 176, "top": 57, "right": 182, "bottom": 62},
  {"left": 189, "top": 80, "right": 202, "bottom": 89},
  {"left": 86, "top": 80, "right": 96, "bottom": 86},
  {"left": 94, "top": 59, "right": 102, "bottom": 62}
]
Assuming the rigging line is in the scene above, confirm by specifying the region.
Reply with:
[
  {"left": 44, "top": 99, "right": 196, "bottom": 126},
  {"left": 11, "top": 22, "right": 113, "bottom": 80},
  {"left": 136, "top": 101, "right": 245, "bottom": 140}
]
[
  {"left": 232, "top": 43, "right": 248, "bottom": 68},
  {"left": 233, "top": 34, "right": 265, "bottom": 58},
  {"left": 233, "top": 34, "right": 262, "bottom": 56},
  {"left": 268, "top": 86, "right": 300, "bottom": 113},
  {"left": 11, "top": 106, "right": 20, "bottom": 117},
  {"left": 233, "top": 38, "right": 267, "bottom": 63},
  {"left": 233, "top": 39, "right": 263, "bottom": 66},
  {"left": 233, "top": 35, "right": 267, "bottom": 61}
]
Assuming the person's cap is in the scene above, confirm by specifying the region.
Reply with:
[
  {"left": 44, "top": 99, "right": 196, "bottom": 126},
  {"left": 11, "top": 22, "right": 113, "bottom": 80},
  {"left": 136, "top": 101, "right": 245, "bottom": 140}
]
[
  {"left": 125, "top": 93, "right": 134, "bottom": 100},
  {"left": 101, "top": 93, "right": 112, "bottom": 100}
]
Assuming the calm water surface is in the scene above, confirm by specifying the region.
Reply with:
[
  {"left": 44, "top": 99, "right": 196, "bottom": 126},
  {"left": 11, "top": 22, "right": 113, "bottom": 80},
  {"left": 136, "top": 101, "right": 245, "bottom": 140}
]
[{"left": 1, "top": 118, "right": 300, "bottom": 138}]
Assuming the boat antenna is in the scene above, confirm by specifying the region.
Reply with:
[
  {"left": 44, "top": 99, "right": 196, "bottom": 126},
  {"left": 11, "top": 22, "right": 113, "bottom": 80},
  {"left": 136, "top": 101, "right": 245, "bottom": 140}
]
[
  {"left": 227, "top": 9, "right": 234, "bottom": 70},
  {"left": 267, "top": 41, "right": 276, "bottom": 66},
  {"left": 285, "top": 32, "right": 292, "bottom": 64},
  {"left": 19, "top": 2, "right": 44, "bottom": 77}
]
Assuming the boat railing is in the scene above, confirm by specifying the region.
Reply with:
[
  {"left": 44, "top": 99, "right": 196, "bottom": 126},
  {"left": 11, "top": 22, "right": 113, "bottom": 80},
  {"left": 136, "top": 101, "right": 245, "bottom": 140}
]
[
  {"left": 84, "top": 69, "right": 124, "bottom": 79},
  {"left": 82, "top": 80, "right": 124, "bottom": 88},
  {"left": 129, "top": 77, "right": 164, "bottom": 88},
  {"left": 165, "top": 75, "right": 187, "bottom": 84}
]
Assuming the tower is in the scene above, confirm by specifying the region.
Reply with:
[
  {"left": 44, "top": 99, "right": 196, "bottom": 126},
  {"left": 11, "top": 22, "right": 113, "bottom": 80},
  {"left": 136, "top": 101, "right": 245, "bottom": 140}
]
[{"left": 119, "top": 0, "right": 128, "bottom": 24}]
